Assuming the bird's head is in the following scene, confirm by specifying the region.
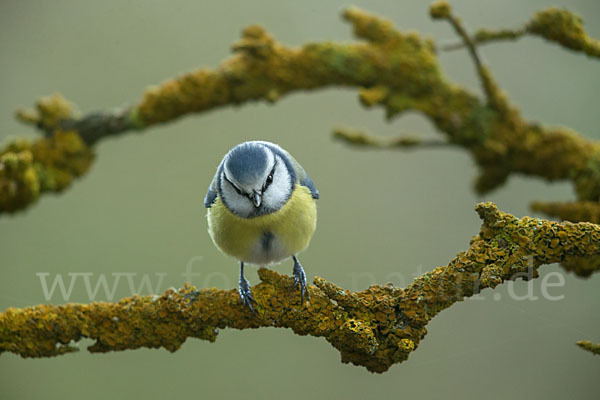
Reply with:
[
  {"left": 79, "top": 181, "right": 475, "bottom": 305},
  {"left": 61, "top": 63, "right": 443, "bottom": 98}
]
[{"left": 219, "top": 141, "right": 295, "bottom": 218}]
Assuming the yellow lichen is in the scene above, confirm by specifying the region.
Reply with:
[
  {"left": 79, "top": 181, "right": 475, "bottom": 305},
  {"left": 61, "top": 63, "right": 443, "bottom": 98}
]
[
  {"left": 430, "top": 1, "right": 451, "bottom": 20},
  {"left": 531, "top": 201, "right": 600, "bottom": 224},
  {"left": 527, "top": 8, "right": 600, "bottom": 58},
  {"left": 15, "top": 93, "right": 78, "bottom": 131},
  {"left": 398, "top": 338, "right": 415, "bottom": 352},
  {"left": 0, "top": 130, "right": 93, "bottom": 212},
  {"left": 2, "top": 203, "right": 598, "bottom": 373},
  {"left": 576, "top": 340, "right": 600, "bottom": 355},
  {"left": 4, "top": 4, "right": 600, "bottom": 218},
  {"left": 442, "top": 6, "right": 600, "bottom": 59}
]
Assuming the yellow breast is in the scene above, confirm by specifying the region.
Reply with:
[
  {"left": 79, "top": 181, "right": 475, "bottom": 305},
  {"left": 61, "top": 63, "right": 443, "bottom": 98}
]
[{"left": 207, "top": 185, "right": 317, "bottom": 265}]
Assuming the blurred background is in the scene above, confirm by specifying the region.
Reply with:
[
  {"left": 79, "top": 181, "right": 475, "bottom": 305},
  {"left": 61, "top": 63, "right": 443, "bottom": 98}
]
[{"left": 1, "top": 0, "right": 599, "bottom": 398}]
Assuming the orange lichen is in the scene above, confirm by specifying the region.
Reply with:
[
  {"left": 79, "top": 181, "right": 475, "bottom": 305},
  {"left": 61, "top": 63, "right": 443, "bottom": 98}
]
[
  {"left": 2, "top": 203, "right": 598, "bottom": 372},
  {"left": 1, "top": 3, "right": 598, "bottom": 369}
]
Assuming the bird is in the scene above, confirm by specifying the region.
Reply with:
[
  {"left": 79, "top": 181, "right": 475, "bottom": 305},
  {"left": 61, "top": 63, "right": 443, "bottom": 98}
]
[{"left": 204, "top": 141, "right": 319, "bottom": 311}]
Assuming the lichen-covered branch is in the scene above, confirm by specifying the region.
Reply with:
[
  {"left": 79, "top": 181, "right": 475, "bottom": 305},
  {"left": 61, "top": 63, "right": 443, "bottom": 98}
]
[
  {"left": 577, "top": 340, "right": 600, "bottom": 355},
  {"left": 3, "top": 3, "right": 600, "bottom": 216},
  {"left": 339, "top": 3, "right": 600, "bottom": 227},
  {"left": 442, "top": 28, "right": 526, "bottom": 51},
  {"left": 1, "top": 94, "right": 119, "bottom": 212},
  {"left": 529, "top": 201, "right": 600, "bottom": 277},
  {"left": 531, "top": 201, "right": 600, "bottom": 224},
  {"left": 1, "top": 97, "right": 94, "bottom": 213},
  {"left": 333, "top": 127, "right": 448, "bottom": 149},
  {"left": 442, "top": 7, "right": 600, "bottom": 58},
  {"left": 1, "top": 203, "right": 599, "bottom": 372}
]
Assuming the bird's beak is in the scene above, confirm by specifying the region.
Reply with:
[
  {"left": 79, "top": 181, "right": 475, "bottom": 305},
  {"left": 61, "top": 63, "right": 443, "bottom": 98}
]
[{"left": 252, "top": 191, "right": 262, "bottom": 208}]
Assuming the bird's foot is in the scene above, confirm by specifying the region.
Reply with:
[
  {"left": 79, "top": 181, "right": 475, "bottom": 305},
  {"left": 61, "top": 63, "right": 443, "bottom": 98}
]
[
  {"left": 292, "top": 256, "right": 309, "bottom": 304},
  {"left": 238, "top": 275, "right": 256, "bottom": 312}
]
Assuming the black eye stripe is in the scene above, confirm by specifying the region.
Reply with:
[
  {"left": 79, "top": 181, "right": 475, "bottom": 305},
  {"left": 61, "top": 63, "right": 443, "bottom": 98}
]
[
  {"left": 223, "top": 174, "right": 243, "bottom": 195},
  {"left": 223, "top": 159, "right": 278, "bottom": 197}
]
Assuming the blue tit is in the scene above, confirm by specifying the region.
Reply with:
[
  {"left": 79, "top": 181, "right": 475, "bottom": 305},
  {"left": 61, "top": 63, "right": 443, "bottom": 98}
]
[{"left": 204, "top": 141, "right": 319, "bottom": 310}]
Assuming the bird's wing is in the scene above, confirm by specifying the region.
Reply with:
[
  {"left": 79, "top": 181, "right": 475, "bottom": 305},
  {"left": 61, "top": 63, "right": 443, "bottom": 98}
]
[
  {"left": 289, "top": 155, "right": 319, "bottom": 200},
  {"left": 204, "top": 167, "right": 220, "bottom": 208}
]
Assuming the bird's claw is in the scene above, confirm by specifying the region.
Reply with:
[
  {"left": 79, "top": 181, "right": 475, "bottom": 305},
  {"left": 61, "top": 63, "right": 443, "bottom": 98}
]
[
  {"left": 292, "top": 257, "right": 309, "bottom": 304},
  {"left": 238, "top": 276, "right": 256, "bottom": 312}
]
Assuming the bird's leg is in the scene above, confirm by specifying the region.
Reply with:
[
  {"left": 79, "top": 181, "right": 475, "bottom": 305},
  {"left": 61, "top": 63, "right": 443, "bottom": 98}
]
[
  {"left": 292, "top": 255, "right": 309, "bottom": 304},
  {"left": 238, "top": 262, "right": 256, "bottom": 311}
]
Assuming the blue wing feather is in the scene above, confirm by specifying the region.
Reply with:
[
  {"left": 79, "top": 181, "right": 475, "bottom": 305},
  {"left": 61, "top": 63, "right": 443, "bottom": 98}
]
[
  {"left": 204, "top": 187, "right": 217, "bottom": 208},
  {"left": 204, "top": 164, "right": 222, "bottom": 208},
  {"left": 301, "top": 174, "right": 319, "bottom": 199}
]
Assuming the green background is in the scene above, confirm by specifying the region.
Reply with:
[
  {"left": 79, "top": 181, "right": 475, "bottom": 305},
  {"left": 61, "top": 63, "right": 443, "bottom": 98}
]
[{"left": 1, "top": 0, "right": 599, "bottom": 398}]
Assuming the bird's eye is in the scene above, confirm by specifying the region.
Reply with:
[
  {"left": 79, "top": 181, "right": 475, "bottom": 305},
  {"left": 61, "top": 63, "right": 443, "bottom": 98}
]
[{"left": 263, "top": 163, "right": 277, "bottom": 191}]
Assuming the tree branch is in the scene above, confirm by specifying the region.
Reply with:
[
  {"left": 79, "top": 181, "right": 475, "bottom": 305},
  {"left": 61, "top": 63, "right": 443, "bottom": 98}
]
[
  {"left": 577, "top": 340, "right": 600, "bottom": 355},
  {"left": 2, "top": 3, "right": 599, "bottom": 370},
  {"left": 531, "top": 201, "right": 600, "bottom": 224},
  {"left": 1, "top": 203, "right": 599, "bottom": 373},
  {"left": 332, "top": 127, "right": 448, "bottom": 149},
  {"left": 441, "top": 7, "right": 600, "bottom": 58},
  {"left": 2, "top": 4, "right": 600, "bottom": 216},
  {"left": 442, "top": 28, "right": 526, "bottom": 51}
]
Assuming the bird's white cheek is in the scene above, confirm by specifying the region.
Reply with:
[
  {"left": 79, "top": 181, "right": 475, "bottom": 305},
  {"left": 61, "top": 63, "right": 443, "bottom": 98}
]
[
  {"left": 262, "top": 165, "right": 291, "bottom": 210},
  {"left": 221, "top": 184, "right": 253, "bottom": 217}
]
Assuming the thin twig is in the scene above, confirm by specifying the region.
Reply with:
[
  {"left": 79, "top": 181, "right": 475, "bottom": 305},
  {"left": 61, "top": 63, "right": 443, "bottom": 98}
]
[{"left": 332, "top": 128, "right": 448, "bottom": 149}]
